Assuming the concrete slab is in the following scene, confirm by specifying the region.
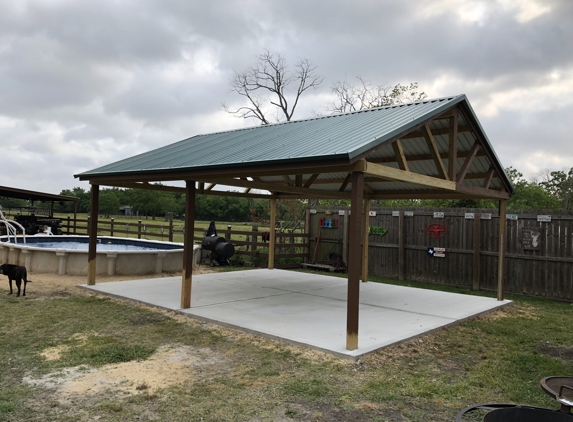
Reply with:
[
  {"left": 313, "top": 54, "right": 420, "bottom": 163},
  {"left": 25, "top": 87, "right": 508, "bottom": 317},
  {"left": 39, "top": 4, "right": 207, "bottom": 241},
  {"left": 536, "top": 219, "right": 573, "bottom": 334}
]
[{"left": 81, "top": 268, "right": 511, "bottom": 358}]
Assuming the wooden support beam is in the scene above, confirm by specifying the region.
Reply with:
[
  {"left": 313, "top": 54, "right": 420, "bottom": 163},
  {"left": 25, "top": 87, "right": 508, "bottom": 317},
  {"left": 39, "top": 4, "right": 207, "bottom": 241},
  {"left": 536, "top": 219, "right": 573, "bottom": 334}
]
[
  {"left": 483, "top": 168, "right": 495, "bottom": 189},
  {"left": 362, "top": 199, "right": 370, "bottom": 283},
  {"left": 364, "top": 161, "right": 457, "bottom": 191},
  {"left": 181, "top": 181, "right": 195, "bottom": 309},
  {"left": 422, "top": 124, "right": 448, "bottom": 180},
  {"left": 243, "top": 187, "right": 251, "bottom": 194},
  {"left": 448, "top": 109, "right": 458, "bottom": 181},
  {"left": 363, "top": 183, "right": 374, "bottom": 195},
  {"left": 457, "top": 143, "right": 480, "bottom": 183},
  {"left": 203, "top": 177, "right": 351, "bottom": 198},
  {"left": 87, "top": 184, "right": 99, "bottom": 286},
  {"left": 268, "top": 197, "right": 277, "bottom": 269},
  {"left": 295, "top": 174, "right": 303, "bottom": 187},
  {"left": 303, "top": 173, "right": 320, "bottom": 188},
  {"left": 339, "top": 174, "right": 352, "bottom": 192},
  {"left": 283, "top": 175, "right": 293, "bottom": 186},
  {"left": 198, "top": 182, "right": 205, "bottom": 193},
  {"left": 205, "top": 183, "right": 216, "bottom": 191},
  {"left": 455, "top": 184, "right": 510, "bottom": 199},
  {"left": 401, "top": 125, "right": 470, "bottom": 140},
  {"left": 473, "top": 213, "right": 481, "bottom": 291},
  {"left": 371, "top": 148, "right": 485, "bottom": 165},
  {"left": 347, "top": 172, "right": 364, "bottom": 351},
  {"left": 497, "top": 200, "right": 507, "bottom": 301},
  {"left": 398, "top": 211, "right": 405, "bottom": 280},
  {"left": 392, "top": 139, "right": 409, "bottom": 171}
]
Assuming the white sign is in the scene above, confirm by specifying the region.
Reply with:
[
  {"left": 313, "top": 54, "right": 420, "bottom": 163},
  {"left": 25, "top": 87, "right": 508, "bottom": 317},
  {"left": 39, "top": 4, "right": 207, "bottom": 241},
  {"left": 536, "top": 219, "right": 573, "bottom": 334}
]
[
  {"left": 392, "top": 211, "right": 400, "bottom": 217},
  {"left": 507, "top": 214, "right": 519, "bottom": 221},
  {"left": 404, "top": 211, "right": 414, "bottom": 217},
  {"left": 481, "top": 213, "right": 492, "bottom": 220},
  {"left": 434, "top": 212, "right": 444, "bottom": 218},
  {"left": 310, "top": 209, "right": 317, "bottom": 214},
  {"left": 369, "top": 211, "right": 376, "bottom": 217},
  {"left": 465, "top": 213, "right": 474, "bottom": 219},
  {"left": 537, "top": 215, "right": 551, "bottom": 222},
  {"left": 434, "top": 247, "right": 446, "bottom": 258},
  {"left": 338, "top": 210, "right": 345, "bottom": 215}
]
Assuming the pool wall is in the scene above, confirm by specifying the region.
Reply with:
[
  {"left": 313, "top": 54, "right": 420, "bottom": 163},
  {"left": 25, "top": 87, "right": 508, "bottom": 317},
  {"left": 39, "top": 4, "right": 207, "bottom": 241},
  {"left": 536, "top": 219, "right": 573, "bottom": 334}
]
[{"left": 0, "top": 236, "right": 200, "bottom": 276}]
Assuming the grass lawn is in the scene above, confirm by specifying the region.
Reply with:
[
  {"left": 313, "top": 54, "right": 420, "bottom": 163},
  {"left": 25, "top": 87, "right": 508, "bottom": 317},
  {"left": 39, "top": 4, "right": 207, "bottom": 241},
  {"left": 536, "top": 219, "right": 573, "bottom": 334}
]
[{"left": 1, "top": 269, "right": 572, "bottom": 421}]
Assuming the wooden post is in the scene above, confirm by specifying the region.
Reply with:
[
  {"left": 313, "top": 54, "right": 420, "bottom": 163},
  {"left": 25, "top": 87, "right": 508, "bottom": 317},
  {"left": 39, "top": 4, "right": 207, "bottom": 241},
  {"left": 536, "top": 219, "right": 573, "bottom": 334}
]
[
  {"left": 497, "top": 200, "right": 507, "bottom": 301},
  {"left": 398, "top": 211, "right": 405, "bottom": 280},
  {"left": 361, "top": 199, "right": 370, "bottom": 282},
  {"left": 137, "top": 220, "right": 142, "bottom": 239},
  {"left": 342, "top": 209, "right": 349, "bottom": 267},
  {"left": 226, "top": 225, "right": 232, "bottom": 242},
  {"left": 73, "top": 201, "right": 78, "bottom": 234},
  {"left": 87, "top": 184, "right": 99, "bottom": 286},
  {"left": 304, "top": 209, "right": 310, "bottom": 262},
  {"left": 67, "top": 216, "right": 71, "bottom": 235},
  {"left": 169, "top": 218, "right": 173, "bottom": 242},
  {"left": 268, "top": 198, "right": 276, "bottom": 269},
  {"left": 347, "top": 172, "right": 364, "bottom": 351},
  {"left": 181, "top": 181, "right": 196, "bottom": 309},
  {"left": 110, "top": 218, "right": 114, "bottom": 237},
  {"left": 472, "top": 213, "right": 481, "bottom": 290}
]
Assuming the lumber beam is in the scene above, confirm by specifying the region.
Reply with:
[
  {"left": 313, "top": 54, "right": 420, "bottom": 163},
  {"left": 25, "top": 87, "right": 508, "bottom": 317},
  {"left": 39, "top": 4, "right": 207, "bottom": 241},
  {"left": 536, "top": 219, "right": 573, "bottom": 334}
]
[
  {"left": 364, "top": 161, "right": 457, "bottom": 191},
  {"left": 483, "top": 168, "right": 495, "bottom": 189},
  {"left": 87, "top": 184, "right": 99, "bottom": 286},
  {"left": 181, "top": 181, "right": 195, "bottom": 309},
  {"left": 457, "top": 143, "right": 480, "bottom": 183},
  {"left": 371, "top": 148, "right": 485, "bottom": 165},
  {"left": 422, "top": 124, "right": 448, "bottom": 180},
  {"left": 339, "top": 174, "right": 352, "bottom": 192},
  {"left": 448, "top": 109, "right": 458, "bottom": 181},
  {"left": 303, "top": 173, "right": 320, "bottom": 188},
  {"left": 391, "top": 139, "right": 409, "bottom": 171},
  {"left": 202, "top": 177, "right": 352, "bottom": 198}
]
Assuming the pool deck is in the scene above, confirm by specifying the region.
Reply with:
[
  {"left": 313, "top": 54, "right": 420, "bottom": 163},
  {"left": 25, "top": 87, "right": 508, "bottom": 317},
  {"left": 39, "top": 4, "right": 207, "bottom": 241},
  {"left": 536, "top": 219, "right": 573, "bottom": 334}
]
[{"left": 81, "top": 268, "right": 511, "bottom": 358}]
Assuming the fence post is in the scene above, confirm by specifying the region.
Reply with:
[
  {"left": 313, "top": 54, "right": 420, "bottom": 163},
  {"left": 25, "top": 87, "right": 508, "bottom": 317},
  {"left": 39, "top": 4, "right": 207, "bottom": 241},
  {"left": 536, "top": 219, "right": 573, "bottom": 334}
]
[
  {"left": 472, "top": 213, "right": 481, "bottom": 290},
  {"left": 138, "top": 220, "right": 142, "bottom": 239},
  {"left": 398, "top": 210, "right": 405, "bottom": 280},
  {"left": 226, "top": 225, "right": 232, "bottom": 242},
  {"left": 169, "top": 219, "right": 173, "bottom": 242},
  {"left": 67, "top": 216, "right": 71, "bottom": 235},
  {"left": 110, "top": 218, "right": 114, "bottom": 237},
  {"left": 304, "top": 209, "right": 310, "bottom": 263}
]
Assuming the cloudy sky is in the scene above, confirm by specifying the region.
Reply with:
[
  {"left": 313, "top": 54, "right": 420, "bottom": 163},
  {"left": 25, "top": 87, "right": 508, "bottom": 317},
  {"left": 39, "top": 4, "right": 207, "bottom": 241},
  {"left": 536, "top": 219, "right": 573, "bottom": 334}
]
[{"left": 1, "top": 0, "right": 571, "bottom": 195}]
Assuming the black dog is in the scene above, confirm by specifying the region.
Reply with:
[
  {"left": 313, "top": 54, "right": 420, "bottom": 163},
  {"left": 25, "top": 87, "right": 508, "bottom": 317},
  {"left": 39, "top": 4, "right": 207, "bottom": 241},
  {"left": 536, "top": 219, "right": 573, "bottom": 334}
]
[{"left": 0, "top": 264, "right": 31, "bottom": 297}]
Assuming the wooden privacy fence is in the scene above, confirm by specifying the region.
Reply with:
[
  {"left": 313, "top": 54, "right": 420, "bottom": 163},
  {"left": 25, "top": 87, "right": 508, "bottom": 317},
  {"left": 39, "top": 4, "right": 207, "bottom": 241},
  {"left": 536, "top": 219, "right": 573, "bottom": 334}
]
[{"left": 307, "top": 207, "right": 573, "bottom": 301}]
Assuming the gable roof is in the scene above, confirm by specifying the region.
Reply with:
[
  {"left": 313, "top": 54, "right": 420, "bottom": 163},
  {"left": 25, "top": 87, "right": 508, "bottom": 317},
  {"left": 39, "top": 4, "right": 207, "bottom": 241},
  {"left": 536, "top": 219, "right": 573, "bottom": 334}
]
[{"left": 76, "top": 95, "right": 514, "bottom": 200}]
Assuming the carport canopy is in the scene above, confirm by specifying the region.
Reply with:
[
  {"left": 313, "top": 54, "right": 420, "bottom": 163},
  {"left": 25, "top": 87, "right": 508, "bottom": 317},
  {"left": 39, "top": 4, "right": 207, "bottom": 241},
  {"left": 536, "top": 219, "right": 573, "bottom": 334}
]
[{"left": 75, "top": 94, "right": 514, "bottom": 351}]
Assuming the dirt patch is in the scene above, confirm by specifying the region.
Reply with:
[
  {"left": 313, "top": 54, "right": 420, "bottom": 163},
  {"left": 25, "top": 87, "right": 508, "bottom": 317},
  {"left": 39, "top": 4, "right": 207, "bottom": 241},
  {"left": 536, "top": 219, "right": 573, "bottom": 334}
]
[
  {"left": 539, "top": 342, "right": 573, "bottom": 362},
  {"left": 26, "top": 344, "right": 223, "bottom": 403}
]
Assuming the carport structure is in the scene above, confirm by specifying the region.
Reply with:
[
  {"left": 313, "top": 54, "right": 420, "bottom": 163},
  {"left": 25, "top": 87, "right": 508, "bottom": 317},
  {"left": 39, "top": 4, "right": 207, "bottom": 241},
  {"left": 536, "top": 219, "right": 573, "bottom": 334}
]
[{"left": 75, "top": 95, "right": 514, "bottom": 351}]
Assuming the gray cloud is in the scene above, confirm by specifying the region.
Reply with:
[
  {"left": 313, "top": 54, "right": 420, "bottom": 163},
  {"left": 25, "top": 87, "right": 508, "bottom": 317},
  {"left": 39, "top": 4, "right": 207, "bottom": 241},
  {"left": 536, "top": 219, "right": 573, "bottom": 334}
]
[{"left": 0, "top": 0, "right": 571, "bottom": 194}]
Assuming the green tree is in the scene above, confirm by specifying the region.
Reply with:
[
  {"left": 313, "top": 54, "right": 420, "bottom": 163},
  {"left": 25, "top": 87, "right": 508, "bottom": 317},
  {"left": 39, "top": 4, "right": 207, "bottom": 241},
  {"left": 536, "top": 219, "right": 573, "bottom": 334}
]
[
  {"left": 540, "top": 167, "right": 573, "bottom": 211},
  {"left": 99, "top": 190, "right": 120, "bottom": 217},
  {"left": 506, "top": 167, "right": 560, "bottom": 210}
]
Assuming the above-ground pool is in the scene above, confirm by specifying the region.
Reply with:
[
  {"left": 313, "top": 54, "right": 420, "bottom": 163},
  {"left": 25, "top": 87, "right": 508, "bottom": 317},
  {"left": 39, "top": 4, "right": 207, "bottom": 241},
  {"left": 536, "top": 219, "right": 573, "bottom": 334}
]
[{"left": 0, "top": 235, "right": 200, "bottom": 276}]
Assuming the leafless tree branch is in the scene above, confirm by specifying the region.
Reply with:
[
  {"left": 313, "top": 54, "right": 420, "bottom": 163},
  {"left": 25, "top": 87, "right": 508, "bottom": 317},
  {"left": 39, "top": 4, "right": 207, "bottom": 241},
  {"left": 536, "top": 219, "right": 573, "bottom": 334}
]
[{"left": 223, "top": 50, "right": 324, "bottom": 125}]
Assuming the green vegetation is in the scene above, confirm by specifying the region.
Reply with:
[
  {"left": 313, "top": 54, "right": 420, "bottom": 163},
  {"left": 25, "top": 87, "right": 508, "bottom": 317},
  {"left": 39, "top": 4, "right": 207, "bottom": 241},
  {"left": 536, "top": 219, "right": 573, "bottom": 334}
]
[{"left": 1, "top": 272, "right": 572, "bottom": 421}]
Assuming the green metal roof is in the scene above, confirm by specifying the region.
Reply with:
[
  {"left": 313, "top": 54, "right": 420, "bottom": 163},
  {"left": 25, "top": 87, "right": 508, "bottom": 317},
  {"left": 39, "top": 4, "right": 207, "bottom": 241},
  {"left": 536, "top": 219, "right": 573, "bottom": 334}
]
[{"left": 76, "top": 95, "right": 472, "bottom": 178}]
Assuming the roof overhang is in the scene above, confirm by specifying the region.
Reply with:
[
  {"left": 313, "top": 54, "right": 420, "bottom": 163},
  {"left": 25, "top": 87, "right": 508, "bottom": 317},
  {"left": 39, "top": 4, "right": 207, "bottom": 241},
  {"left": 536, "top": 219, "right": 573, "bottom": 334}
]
[{"left": 76, "top": 96, "right": 514, "bottom": 202}]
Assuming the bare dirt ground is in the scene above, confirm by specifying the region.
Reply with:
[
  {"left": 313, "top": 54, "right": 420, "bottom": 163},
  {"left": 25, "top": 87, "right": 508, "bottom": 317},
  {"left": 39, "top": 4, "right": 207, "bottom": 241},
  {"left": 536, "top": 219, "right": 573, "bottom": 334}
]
[{"left": 19, "top": 269, "right": 344, "bottom": 409}]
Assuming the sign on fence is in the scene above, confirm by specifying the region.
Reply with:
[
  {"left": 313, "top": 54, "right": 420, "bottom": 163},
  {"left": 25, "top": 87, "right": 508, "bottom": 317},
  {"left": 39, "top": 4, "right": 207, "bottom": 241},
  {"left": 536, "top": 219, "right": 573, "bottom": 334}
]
[
  {"left": 522, "top": 228, "right": 541, "bottom": 250},
  {"left": 537, "top": 215, "right": 551, "bottom": 222}
]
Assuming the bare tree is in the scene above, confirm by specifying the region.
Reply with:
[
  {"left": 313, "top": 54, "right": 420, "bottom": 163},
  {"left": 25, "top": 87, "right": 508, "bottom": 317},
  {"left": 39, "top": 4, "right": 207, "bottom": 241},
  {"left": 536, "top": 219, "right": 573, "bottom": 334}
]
[
  {"left": 327, "top": 76, "right": 427, "bottom": 114},
  {"left": 223, "top": 50, "right": 324, "bottom": 125}
]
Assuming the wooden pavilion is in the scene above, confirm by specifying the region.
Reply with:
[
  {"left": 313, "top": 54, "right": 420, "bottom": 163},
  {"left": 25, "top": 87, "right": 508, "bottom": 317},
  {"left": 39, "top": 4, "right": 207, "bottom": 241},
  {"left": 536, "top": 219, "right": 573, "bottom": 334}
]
[{"left": 75, "top": 95, "right": 514, "bottom": 351}]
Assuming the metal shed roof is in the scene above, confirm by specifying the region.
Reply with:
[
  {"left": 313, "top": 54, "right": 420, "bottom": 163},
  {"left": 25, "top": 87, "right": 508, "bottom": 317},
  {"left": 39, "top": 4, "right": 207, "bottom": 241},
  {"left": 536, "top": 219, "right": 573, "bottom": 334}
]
[{"left": 76, "top": 95, "right": 513, "bottom": 201}]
